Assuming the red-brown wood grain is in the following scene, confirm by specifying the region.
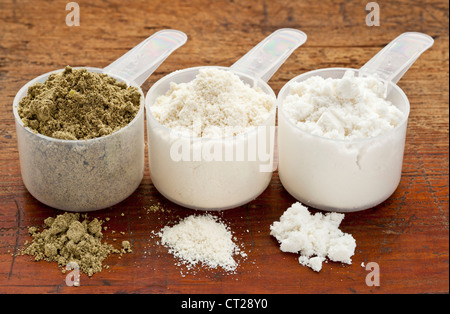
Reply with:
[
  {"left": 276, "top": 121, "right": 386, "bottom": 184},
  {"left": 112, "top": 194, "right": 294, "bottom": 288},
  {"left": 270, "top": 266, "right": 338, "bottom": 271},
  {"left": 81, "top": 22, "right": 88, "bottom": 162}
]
[{"left": 0, "top": 0, "right": 448, "bottom": 294}]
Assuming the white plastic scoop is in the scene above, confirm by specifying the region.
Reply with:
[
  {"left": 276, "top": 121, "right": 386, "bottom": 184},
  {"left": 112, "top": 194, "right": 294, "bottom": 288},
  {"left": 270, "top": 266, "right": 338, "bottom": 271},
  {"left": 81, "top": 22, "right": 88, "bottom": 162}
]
[
  {"left": 277, "top": 32, "right": 434, "bottom": 212},
  {"left": 230, "top": 28, "right": 307, "bottom": 82},
  {"left": 360, "top": 32, "right": 434, "bottom": 97},
  {"left": 13, "top": 30, "right": 187, "bottom": 212},
  {"left": 103, "top": 29, "right": 187, "bottom": 85}
]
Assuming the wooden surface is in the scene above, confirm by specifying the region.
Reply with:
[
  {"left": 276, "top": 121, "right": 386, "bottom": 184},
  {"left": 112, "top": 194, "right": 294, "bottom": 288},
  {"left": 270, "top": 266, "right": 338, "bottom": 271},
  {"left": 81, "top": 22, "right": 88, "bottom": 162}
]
[{"left": 0, "top": 0, "right": 448, "bottom": 294}]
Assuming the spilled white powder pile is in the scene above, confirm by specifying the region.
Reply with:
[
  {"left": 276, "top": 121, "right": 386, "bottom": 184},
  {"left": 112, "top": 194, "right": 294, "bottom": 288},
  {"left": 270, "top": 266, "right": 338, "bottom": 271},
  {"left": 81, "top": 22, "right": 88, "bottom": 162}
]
[
  {"left": 151, "top": 68, "right": 275, "bottom": 138},
  {"left": 283, "top": 70, "right": 404, "bottom": 140},
  {"left": 270, "top": 202, "right": 356, "bottom": 272},
  {"left": 158, "top": 214, "right": 245, "bottom": 272}
]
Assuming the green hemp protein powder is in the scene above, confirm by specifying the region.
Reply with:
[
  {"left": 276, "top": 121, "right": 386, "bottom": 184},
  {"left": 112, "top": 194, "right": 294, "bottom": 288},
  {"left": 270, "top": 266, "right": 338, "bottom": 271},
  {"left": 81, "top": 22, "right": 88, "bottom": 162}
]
[
  {"left": 20, "top": 212, "right": 132, "bottom": 277},
  {"left": 18, "top": 66, "right": 141, "bottom": 140}
]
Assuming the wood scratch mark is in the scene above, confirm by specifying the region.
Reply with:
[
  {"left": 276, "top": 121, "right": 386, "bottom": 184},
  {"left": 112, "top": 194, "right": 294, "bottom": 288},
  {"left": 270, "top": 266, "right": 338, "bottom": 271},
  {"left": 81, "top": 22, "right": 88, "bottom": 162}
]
[
  {"left": 8, "top": 198, "right": 22, "bottom": 280},
  {"left": 262, "top": 1, "right": 268, "bottom": 27},
  {"left": 126, "top": 206, "right": 134, "bottom": 247},
  {"left": 423, "top": 7, "right": 449, "bottom": 32},
  {"left": 414, "top": 145, "right": 449, "bottom": 231},
  {"left": 245, "top": 204, "right": 255, "bottom": 248},
  {"left": 340, "top": 3, "right": 348, "bottom": 24}
]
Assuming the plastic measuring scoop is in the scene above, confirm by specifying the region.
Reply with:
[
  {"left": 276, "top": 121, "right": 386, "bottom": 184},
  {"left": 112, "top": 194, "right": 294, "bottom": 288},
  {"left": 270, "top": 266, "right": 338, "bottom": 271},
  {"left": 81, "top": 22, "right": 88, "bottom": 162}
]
[
  {"left": 277, "top": 32, "right": 433, "bottom": 212},
  {"left": 231, "top": 28, "right": 307, "bottom": 82},
  {"left": 13, "top": 29, "right": 187, "bottom": 212},
  {"left": 103, "top": 29, "right": 187, "bottom": 85},
  {"left": 145, "top": 28, "right": 307, "bottom": 211},
  {"left": 359, "top": 32, "right": 434, "bottom": 97}
]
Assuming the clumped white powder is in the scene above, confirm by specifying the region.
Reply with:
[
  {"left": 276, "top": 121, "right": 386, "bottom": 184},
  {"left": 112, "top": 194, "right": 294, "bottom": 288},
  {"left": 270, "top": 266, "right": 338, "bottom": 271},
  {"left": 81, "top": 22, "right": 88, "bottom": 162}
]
[
  {"left": 158, "top": 214, "right": 244, "bottom": 272},
  {"left": 151, "top": 68, "right": 275, "bottom": 138},
  {"left": 283, "top": 70, "right": 404, "bottom": 140},
  {"left": 270, "top": 202, "right": 356, "bottom": 272}
]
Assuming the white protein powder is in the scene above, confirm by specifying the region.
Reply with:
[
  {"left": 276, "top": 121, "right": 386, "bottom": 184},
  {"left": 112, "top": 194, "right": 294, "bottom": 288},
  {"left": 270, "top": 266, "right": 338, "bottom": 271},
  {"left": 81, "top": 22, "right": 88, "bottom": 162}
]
[
  {"left": 158, "top": 214, "right": 244, "bottom": 272},
  {"left": 270, "top": 202, "right": 356, "bottom": 272},
  {"left": 151, "top": 68, "right": 275, "bottom": 138},
  {"left": 283, "top": 70, "right": 404, "bottom": 140},
  {"left": 147, "top": 67, "right": 276, "bottom": 210}
]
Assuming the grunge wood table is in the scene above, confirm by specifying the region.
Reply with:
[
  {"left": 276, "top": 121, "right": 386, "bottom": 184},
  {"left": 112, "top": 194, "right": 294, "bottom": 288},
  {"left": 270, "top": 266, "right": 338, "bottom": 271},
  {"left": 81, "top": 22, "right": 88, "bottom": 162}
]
[{"left": 0, "top": 0, "right": 448, "bottom": 294}]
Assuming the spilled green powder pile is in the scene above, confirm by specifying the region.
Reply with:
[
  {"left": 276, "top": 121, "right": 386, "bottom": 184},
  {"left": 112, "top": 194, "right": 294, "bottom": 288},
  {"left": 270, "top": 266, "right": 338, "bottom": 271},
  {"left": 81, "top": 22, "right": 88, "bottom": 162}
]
[
  {"left": 20, "top": 212, "right": 132, "bottom": 277},
  {"left": 18, "top": 66, "right": 141, "bottom": 140}
]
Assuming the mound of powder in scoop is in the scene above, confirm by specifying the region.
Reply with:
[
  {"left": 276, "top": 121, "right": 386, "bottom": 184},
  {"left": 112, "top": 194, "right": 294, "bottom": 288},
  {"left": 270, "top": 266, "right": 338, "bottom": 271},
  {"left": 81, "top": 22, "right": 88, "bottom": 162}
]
[
  {"left": 270, "top": 202, "right": 356, "bottom": 272},
  {"left": 158, "top": 214, "right": 244, "bottom": 272},
  {"left": 18, "top": 66, "right": 141, "bottom": 140},
  {"left": 150, "top": 68, "right": 275, "bottom": 138},
  {"left": 282, "top": 70, "right": 404, "bottom": 140}
]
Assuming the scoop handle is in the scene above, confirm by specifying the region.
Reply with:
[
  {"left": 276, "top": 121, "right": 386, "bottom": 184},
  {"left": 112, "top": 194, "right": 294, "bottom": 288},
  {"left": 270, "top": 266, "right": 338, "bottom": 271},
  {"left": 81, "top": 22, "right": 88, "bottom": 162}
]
[
  {"left": 360, "top": 32, "right": 434, "bottom": 84},
  {"left": 230, "top": 28, "right": 307, "bottom": 82},
  {"left": 103, "top": 30, "right": 187, "bottom": 86}
]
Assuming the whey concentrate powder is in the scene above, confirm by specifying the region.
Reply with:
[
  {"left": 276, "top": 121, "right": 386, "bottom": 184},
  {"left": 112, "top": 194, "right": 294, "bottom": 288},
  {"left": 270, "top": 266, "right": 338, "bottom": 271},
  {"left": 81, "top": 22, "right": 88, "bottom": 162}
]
[{"left": 147, "top": 67, "right": 276, "bottom": 210}]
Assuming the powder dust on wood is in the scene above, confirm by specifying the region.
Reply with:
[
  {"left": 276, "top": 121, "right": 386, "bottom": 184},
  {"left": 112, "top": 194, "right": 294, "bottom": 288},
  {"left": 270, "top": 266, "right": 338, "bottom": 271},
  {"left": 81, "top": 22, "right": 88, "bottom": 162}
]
[
  {"left": 145, "top": 202, "right": 171, "bottom": 214},
  {"left": 19, "top": 212, "right": 132, "bottom": 277}
]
